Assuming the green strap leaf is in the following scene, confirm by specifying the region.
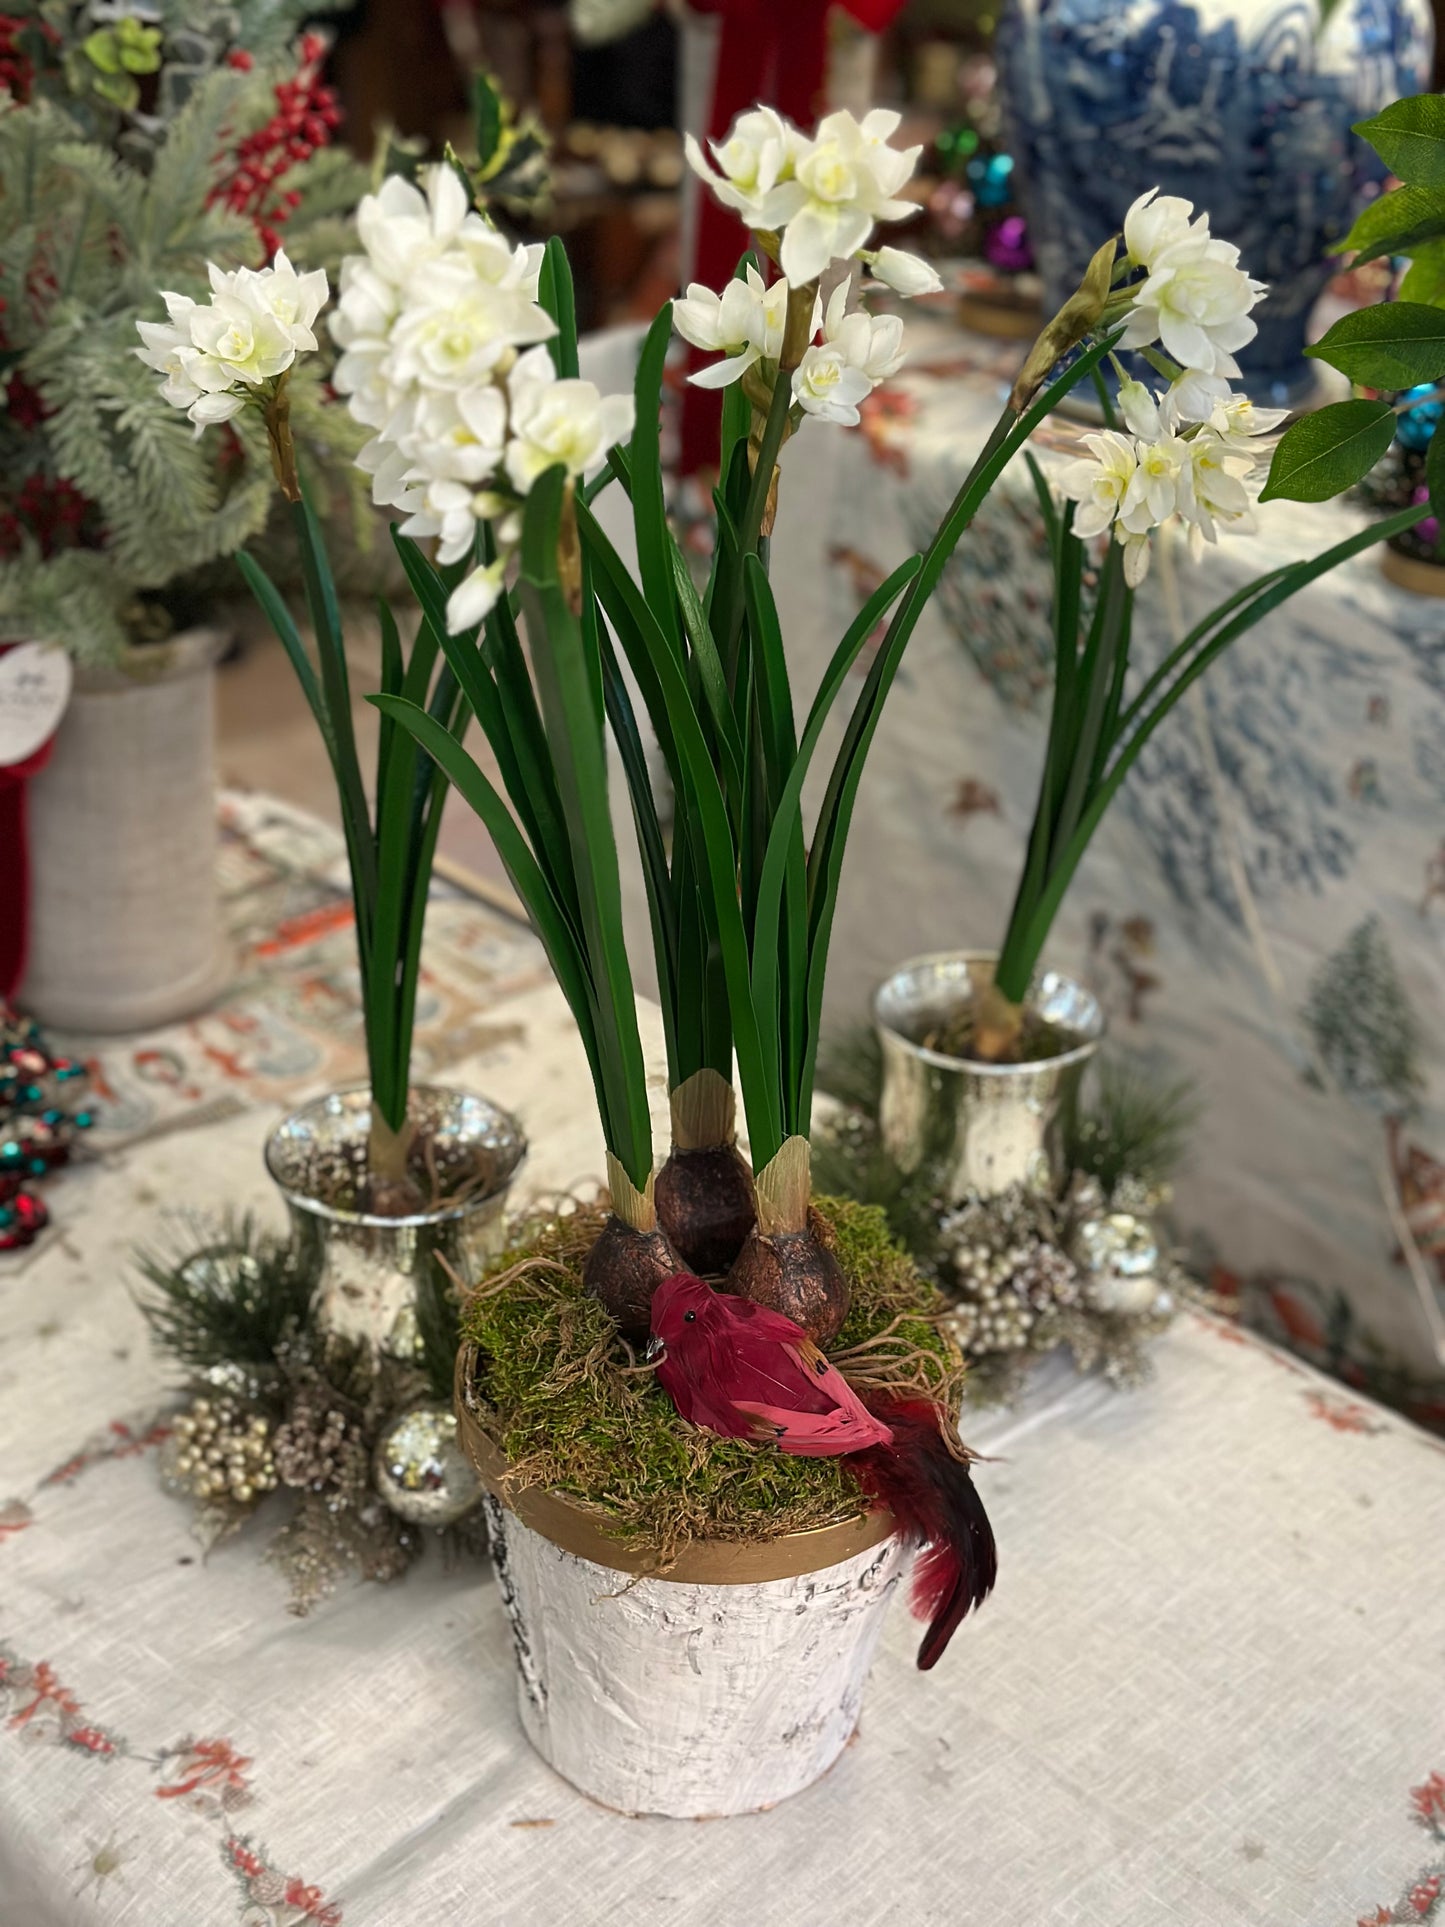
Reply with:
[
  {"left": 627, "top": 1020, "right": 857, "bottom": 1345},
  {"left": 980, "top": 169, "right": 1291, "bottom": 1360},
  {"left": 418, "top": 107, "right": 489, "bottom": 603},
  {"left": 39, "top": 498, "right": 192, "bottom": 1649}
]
[
  {"left": 1355, "top": 95, "right": 1445, "bottom": 190},
  {"left": 1307, "top": 301, "right": 1445, "bottom": 388},
  {"left": 537, "top": 235, "right": 579, "bottom": 379},
  {"left": 520, "top": 466, "right": 653, "bottom": 1191},
  {"left": 1258, "top": 399, "right": 1396, "bottom": 504},
  {"left": 580, "top": 496, "right": 782, "bottom": 1160},
  {"left": 369, "top": 691, "right": 609, "bottom": 1140},
  {"left": 630, "top": 305, "right": 683, "bottom": 662}
]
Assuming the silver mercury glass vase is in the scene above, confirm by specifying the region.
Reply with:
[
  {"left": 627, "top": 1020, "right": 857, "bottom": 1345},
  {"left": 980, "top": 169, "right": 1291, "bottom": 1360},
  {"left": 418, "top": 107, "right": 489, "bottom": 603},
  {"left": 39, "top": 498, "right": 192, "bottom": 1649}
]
[
  {"left": 265, "top": 1085, "right": 527, "bottom": 1354},
  {"left": 873, "top": 952, "right": 1103, "bottom": 1200}
]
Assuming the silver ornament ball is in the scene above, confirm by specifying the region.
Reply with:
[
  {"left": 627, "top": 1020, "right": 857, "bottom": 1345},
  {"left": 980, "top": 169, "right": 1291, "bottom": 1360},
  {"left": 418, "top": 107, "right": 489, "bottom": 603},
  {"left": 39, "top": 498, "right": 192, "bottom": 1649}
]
[
  {"left": 373, "top": 1404, "right": 483, "bottom": 1527},
  {"left": 1071, "top": 1211, "right": 1162, "bottom": 1316}
]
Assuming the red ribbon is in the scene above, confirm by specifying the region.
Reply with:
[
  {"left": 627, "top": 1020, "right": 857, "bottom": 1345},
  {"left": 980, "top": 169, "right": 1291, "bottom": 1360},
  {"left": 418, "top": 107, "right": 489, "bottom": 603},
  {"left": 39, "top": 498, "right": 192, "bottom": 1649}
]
[
  {"left": 0, "top": 642, "right": 60, "bottom": 1001},
  {"left": 679, "top": 0, "right": 909, "bottom": 474}
]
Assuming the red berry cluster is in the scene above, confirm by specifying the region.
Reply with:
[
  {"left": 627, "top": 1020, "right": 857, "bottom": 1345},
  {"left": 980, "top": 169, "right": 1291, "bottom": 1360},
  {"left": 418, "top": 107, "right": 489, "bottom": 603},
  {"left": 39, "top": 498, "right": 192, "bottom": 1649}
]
[
  {"left": 210, "top": 32, "right": 342, "bottom": 258},
  {"left": 0, "top": 13, "right": 57, "bottom": 104},
  {"left": 0, "top": 473, "right": 97, "bottom": 558}
]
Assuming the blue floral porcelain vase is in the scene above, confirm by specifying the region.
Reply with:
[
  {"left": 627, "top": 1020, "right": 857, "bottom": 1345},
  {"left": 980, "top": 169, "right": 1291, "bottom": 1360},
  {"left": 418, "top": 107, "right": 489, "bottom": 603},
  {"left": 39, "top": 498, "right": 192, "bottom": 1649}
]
[{"left": 996, "top": 0, "right": 1434, "bottom": 401}]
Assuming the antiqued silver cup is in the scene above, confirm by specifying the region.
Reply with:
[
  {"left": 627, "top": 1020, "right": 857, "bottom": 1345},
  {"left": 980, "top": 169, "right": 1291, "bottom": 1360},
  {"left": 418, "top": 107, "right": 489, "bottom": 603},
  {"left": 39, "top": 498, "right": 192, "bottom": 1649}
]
[
  {"left": 873, "top": 952, "right": 1103, "bottom": 1199},
  {"left": 265, "top": 1085, "right": 527, "bottom": 1353}
]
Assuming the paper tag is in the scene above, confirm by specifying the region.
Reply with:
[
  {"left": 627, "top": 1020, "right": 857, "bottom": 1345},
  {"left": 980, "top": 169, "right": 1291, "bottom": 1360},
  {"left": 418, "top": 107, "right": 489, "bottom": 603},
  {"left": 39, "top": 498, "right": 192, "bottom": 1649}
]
[{"left": 0, "top": 643, "right": 72, "bottom": 767}]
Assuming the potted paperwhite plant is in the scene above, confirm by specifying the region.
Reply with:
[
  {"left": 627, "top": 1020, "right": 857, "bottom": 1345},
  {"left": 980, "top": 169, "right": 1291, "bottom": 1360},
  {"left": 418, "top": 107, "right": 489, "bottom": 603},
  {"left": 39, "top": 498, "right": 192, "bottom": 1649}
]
[
  {"left": 874, "top": 180, "right": 1428, "bottom": 1202},
  {"left": 0, "top": 9, "right": 369, "bottom": 1032},
  {"left": 134, "top": 97, "right": 535, "bottom": 1355},
  {"left": 139, "top": 100, "right": 1423, "bottom": 1820}
]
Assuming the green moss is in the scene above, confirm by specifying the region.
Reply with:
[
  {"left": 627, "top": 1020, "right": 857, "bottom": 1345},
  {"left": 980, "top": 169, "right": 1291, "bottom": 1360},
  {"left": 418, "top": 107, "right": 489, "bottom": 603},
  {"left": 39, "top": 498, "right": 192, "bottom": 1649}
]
[{"left": 460, "top": 1194, "right": 964, "bottom": 1562}]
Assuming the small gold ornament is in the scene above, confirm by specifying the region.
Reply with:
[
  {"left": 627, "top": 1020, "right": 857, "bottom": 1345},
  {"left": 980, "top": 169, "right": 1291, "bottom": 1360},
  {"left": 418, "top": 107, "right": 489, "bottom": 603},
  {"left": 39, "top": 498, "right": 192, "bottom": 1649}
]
[{"left": 165, "top": 1394, "right": 277, "bottom": 1510}]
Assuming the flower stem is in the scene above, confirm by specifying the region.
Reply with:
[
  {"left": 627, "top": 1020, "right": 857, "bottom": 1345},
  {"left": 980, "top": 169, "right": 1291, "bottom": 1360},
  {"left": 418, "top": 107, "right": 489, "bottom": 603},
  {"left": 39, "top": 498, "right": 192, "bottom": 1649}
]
[{"left": 262, "top": 378, "right": 300, "bottom": 503}]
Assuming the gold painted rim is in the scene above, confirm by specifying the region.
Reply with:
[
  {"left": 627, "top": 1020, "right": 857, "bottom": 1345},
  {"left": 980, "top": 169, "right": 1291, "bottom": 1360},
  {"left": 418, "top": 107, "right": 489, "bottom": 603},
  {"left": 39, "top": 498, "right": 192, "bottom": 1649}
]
[
  {"left": 1381, "top": 546, "right": 1445, "bottom": 599},
  {"left": 453, "top": 1343, "right": 894, "bottom": 1584}
]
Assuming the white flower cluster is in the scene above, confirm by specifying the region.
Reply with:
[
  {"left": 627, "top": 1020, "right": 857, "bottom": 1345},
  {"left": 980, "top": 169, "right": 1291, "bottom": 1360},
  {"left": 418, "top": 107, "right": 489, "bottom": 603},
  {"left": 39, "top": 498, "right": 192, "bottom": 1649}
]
[
  {"left": 687, "top": 104, "right": 936, "bottom": 286},
  {"left": 329, "top": 166, "right": 634, "bottom": 631},
  {"left": 676, "top": 107, "right": 938, "bottom": 430},
  {"left": 1060, "top": 377, "right": 1286, "bottom": 586},
  {"left": 135, "top": 252, "right": 329, "bottom": 428},
  {"left": 1059, "top": 188, "right": 1279, "bottom": 586},
  {"left": 674, "top": 274, "right": 904, "bottom": 426}
]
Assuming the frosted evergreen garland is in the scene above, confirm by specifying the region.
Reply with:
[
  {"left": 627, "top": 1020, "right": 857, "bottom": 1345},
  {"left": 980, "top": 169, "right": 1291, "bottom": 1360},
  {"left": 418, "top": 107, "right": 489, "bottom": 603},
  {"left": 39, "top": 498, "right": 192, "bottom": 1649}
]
[{"left": 0, "top": 4, "right": 367, "bottom": 660}]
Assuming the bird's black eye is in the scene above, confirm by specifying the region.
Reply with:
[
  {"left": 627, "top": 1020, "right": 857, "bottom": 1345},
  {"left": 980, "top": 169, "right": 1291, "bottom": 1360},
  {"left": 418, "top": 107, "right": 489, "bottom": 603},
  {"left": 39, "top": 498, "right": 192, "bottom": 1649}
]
[{"left": 683, "top": 1309, "right": 696, "bottom": 1322}]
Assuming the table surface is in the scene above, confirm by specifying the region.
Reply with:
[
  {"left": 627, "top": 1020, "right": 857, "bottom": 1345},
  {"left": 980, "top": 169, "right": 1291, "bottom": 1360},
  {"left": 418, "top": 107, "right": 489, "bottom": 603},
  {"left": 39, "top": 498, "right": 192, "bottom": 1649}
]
[{"left": 4, "top": 863, "right": 1445, "bottom": 1926}]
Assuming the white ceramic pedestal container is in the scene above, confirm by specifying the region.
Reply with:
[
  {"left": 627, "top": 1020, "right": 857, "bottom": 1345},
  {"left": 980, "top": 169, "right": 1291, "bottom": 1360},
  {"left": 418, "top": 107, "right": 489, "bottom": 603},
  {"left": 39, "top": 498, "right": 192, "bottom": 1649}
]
[
  {"left": 483, "top": 1497, "right": 904, "bottom": 1818},
  {"left": 21, "top": 628, "right": 230, "bottom": 1032}
]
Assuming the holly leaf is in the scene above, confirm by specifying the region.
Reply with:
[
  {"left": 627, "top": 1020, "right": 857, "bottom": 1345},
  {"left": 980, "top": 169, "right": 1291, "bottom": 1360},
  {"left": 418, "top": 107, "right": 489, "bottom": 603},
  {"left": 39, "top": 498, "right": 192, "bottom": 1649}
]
[
  {"left": 473, "top": 72, "right": 503, "bottom": 173},
  {"left": 1355, "top": 95, "right": 1445, "bottom": 191},
  {"left": 1334, "top": 184, "right": 1445, "bottom": 268},
  {"left": 1307, "top": 302, "right": 1445, "bottom": 386},
  {"left": 1259, "top": 399, "right": 1397, "bottom": 503}
]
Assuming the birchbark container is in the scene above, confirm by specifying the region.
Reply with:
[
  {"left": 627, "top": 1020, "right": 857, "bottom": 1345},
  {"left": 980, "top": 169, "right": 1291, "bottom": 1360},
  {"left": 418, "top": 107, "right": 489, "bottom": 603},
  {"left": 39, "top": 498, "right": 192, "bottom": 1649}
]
[{"left": 455, "top": 1347, "right": 905, "bottom": 1819}]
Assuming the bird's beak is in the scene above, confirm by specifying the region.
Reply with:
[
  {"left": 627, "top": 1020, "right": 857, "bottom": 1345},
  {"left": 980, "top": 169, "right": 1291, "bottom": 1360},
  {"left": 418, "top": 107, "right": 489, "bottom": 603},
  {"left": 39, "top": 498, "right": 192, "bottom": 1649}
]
[{"left": 644, "top": 1335, "right": 665, "bottom": 1364}]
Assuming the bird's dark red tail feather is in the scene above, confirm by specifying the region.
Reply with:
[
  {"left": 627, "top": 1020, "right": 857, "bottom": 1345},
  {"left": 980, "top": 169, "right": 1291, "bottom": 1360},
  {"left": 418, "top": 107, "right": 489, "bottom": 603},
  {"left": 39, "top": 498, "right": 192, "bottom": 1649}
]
[{"left": 849, "top": 1397, "right": 997, "bottom": 1671}]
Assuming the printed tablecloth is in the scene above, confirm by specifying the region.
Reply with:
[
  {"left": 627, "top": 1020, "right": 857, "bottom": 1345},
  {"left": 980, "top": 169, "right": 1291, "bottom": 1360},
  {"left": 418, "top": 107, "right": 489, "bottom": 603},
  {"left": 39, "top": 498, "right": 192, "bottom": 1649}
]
[{"left": 3, "top": 939, "right": 1445, "bottom": 1925}]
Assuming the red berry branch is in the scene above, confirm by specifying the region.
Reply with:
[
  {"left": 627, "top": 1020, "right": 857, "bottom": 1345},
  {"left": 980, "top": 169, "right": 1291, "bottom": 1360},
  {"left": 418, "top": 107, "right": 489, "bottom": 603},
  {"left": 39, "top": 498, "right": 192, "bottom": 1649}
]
[{"left": 210, "top": 33, "right": 343, "bottom": 258}]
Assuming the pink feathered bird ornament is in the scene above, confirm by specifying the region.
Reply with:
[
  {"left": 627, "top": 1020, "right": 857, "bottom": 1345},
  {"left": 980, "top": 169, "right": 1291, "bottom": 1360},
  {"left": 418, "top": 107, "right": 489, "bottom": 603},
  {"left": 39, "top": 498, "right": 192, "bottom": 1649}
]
[{"left": 647, "top": 1273, "right": 997, "bottom": 1669}]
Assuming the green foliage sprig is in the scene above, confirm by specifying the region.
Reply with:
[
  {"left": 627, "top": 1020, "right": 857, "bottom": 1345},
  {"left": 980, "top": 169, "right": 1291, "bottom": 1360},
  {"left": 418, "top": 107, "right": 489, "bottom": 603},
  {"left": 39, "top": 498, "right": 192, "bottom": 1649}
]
[{"left": 1264, "top": 91, "right": 1445, "bottom": 512}]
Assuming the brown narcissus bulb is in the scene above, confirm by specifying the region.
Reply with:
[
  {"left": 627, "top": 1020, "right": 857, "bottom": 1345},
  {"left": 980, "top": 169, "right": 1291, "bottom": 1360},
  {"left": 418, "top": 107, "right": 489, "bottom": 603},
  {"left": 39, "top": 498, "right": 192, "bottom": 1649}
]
[
  {"left": 726, "top": 1137, "right": 849, "bottom": 1347},
  {"left": 583, "top": 1215, "right": 684, "bottom": 1341},
  {"left": 654, "top": 1070, "right": 755, "bottom": 1275},
  {"left": 582, "top": 1155, "right": 682, "bottom": 1341}
]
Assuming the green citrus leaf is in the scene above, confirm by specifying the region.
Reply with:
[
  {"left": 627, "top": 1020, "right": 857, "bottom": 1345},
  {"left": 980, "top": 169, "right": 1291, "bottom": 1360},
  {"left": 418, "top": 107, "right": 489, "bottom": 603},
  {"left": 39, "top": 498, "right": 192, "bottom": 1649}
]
[
  {"left": 1427, "top": 425, "right": 1445, "bottom": 541},
  {"left": 1258, "top": 399, "right": 1397, "bottom": 503},
  {"left": 1335, "top": 183, "right": 1445, "bottom": 268},
  {"left": 1399, "top": 240, "right": 1445, "bottom": 307},
  {"left": 1355, "top": 95, "right": 1445, "bottom": 190},
  {"left": 1307, "top": 301, "right": 1445, "bottom": 386}
]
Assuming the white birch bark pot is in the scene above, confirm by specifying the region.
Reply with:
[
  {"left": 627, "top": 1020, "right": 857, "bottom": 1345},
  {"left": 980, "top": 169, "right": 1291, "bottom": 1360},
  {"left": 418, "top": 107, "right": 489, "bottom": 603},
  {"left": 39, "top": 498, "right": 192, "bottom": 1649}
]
[
  {"left": 457, "top": 1361, "right": 904, "bottom": 1818},
  {"left": 21, "top": 628, "right": 230, "bottom": 1032}
]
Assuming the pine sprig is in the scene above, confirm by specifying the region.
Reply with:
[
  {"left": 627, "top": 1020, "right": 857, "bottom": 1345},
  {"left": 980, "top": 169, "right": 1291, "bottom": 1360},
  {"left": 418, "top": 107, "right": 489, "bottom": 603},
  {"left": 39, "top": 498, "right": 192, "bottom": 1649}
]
[
  {"left": 135, "top": 1216, "right": 319, "bottom": 1374},
  {"left": 1063, "top": 1057, "right": 1202, "bottom": 1196}
]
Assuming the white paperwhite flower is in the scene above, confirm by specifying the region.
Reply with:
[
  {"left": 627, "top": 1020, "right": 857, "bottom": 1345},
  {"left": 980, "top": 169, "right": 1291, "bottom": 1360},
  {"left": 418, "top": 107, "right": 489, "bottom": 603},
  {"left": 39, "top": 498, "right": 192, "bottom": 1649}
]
[
  {"left": 1202, "top": 390, "right": 1289, "bottom": 451},
  {"left": 780, "top": 108, "right": 921, "bottom": 284},
  {"left": 673, "top": 266, "right": 787, "bottom": 388},
  {"left": 1120, "top": 432, "right": 1188, "bottom": 531},
  {"left": 233, "top": 248, "right": 329, "bottom": 351},
  {"left": 1119, "top": 529, "right": 1153, "bottom": 587},
  {"left": 819, "top": 282, "right": 905, "bottom": 383},
  {"left": 791, "top": 342, "right": 873, "bottom": 425},
  {"left": 503, "top": 345, "right": 635, "bottom": 493},
  {"left": 1120, "top": 231, "right": 1266, "bottom": 378},
  {"left": 187, "top": 265, "right": 305, "bottom": 386},
  {"left": 868, "top": 246, "right": 944, "bottom": 297},
  {"left": 1058, "top": 430, "right": 1137, "bottom": 538},
  {"left": 684, "top": 106, "right": 802, "bottom": 232},
  {"left": 446, "top": 557, "right": 508, "bottom": 632},
  {"left": 355, "top": 168, "right": 468, "bottom": 287},
  {"left": 1122, "top": 188, "right": 1198, "bottom": 270},
  {"left": 1175, "top": 429, "right": 1258, "bottom": 556},
  {"left": 1116, "top": 377, "right": 1162, "bottom": 440},
  {"left": 1163, "top": 365, "right": 1233, "bottom": 426},
  {"left": 399, "top": 477, "right": 483, "bottom": 566}
]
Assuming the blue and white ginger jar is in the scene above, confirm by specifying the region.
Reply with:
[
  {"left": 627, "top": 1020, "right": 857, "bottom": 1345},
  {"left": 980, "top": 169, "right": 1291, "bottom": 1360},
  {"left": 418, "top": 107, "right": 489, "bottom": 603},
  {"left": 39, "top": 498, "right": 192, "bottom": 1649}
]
[{"left": 995, "top": 0, "right": 1434, "bottom": 401}]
